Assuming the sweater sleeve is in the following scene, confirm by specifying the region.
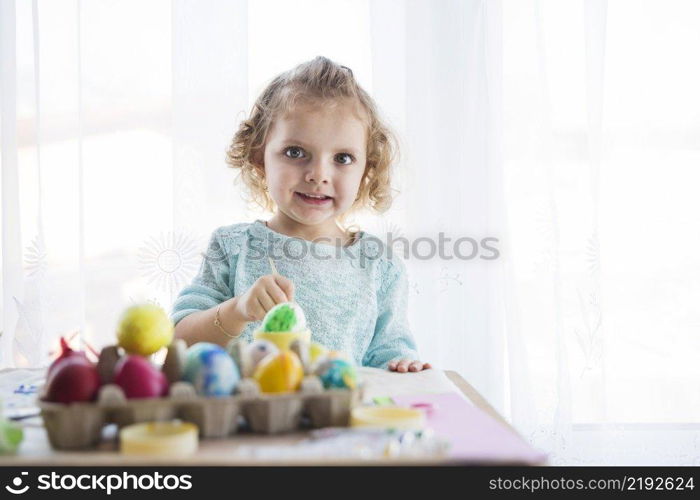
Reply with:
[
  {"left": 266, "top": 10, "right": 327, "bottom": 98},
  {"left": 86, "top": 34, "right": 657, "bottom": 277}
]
[
  {"left": 361, "top": 256, "right": 419, "bottom": 368},
  {"left": 170, "top": 227, "right": 235, "bottom": 326}
]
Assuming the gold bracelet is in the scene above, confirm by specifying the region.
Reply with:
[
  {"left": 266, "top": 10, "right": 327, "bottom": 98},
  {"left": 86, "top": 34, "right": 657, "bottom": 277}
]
[{"left": 214, "top": 304, "right": 238, "bottom": 339}]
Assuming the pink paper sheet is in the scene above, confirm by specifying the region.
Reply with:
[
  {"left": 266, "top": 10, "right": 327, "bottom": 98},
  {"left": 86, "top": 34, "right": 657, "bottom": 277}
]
[{"left": 391, "top": 392, "right": 547, "bottom": 464}]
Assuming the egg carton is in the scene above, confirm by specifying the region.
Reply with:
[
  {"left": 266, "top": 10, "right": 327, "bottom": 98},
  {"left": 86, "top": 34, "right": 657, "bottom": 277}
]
[{"left": 38, "top": 341, "right": 362, "bottom": 450}]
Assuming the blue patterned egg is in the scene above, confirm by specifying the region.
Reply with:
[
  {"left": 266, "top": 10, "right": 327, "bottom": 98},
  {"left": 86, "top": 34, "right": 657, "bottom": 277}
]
[
  {"left": 182, "top": 342, "right": 240, "bottom": 396},
  {"left": 316, "top": 359, "right": 357, "bottom": 390}
]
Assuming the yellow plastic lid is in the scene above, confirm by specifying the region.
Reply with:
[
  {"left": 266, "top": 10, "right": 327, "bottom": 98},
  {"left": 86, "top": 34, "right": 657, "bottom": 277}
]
[
  {"left": 120, "top": 421, "right": 198, "bottom": 456},
  {"left": 350, "top": 406, "right": 426, "bottom": 430}
]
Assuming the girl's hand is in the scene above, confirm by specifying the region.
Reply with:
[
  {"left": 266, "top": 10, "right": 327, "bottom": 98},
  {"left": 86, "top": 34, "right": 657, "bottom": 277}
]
[
  {"left": 234, "top": 274, "right": 295, "bottom": 323},
  {"left": 388, "top": 359, "right": 433, "bottom": 373}
]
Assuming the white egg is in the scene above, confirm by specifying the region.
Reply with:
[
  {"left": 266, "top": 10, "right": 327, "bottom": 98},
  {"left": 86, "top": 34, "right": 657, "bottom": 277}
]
[{"left": 245, "top": 340, "right": 279, "bottom": 376}]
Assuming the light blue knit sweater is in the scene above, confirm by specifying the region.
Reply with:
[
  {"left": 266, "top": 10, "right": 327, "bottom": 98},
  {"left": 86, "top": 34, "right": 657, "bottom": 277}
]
[{"left": 171, "top": 220, "right": 419, "bottom": 368}]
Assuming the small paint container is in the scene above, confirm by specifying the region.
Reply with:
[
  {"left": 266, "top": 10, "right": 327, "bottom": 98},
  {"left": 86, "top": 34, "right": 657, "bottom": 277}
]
[
  {"left": 119, "top": 421, "right": 198, "bottom": 456},
  {"left": 350, "top": 406, "right": 425, "bottom": 430}
]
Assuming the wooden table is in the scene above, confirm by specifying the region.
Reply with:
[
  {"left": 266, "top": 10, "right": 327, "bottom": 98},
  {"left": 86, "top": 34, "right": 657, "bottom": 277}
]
[{"left": 0, "top": 369, "right": 534, "bottom": 466}]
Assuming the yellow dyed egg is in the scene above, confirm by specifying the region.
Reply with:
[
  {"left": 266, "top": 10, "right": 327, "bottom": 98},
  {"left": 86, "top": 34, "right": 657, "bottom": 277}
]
[
  {"left": 253, "top": 351, "right": 304, "bottom": 394},
  {"left": 117, "top": 304, "right": 173, "bottom": 356}
]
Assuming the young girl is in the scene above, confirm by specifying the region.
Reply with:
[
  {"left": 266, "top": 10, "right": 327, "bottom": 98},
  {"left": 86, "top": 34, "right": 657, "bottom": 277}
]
[{"left": 171, "top": 56, "right": 431, "bottom": 373}]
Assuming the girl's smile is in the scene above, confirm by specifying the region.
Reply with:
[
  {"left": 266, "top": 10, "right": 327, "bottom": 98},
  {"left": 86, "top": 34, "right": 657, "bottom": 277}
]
[{"left": 294, "top": 191, "right": 334, "bottom": 205}]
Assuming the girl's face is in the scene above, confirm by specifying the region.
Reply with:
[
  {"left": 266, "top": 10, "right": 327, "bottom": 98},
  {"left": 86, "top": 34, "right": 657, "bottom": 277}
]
[{"left": 261, "top": 99, "right": 367, "bottom": 236}]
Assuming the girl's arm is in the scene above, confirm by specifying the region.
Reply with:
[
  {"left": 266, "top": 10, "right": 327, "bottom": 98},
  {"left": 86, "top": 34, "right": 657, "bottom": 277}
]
[
  {"left": 174, "top": 296, "right": 249, "bottom": 348},
  {"left": 363, "top": 257, "right": 426, "bottom": 369}
]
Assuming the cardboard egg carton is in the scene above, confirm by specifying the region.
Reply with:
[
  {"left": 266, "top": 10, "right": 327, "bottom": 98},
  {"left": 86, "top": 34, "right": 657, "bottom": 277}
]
[{"left": 38, "top": 340, "right": 362, "bottom": 450}]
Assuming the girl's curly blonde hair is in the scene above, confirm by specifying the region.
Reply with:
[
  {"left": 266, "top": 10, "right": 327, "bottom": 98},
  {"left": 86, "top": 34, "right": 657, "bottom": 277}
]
[{"left": 226, "top": 56, "right": 400, "bottom": 227}]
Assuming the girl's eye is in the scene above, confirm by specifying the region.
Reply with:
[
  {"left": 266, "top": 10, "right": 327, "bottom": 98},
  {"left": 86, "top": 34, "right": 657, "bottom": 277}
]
[
  {"left": 284, "top": 146, "right": 305, "bottom": 159},
  {"left": 284, "top": 147, "right": 354, "bottom": 165},
  {"left": 335, "top": 153, "right": 354, "bottom": 165}
]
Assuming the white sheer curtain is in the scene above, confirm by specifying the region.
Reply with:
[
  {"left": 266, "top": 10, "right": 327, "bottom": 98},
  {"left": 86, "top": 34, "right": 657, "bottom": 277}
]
[
  {"left": 2, "top": 0, "right": 698, "bottom": 465},
  {"left": 503, "top": 0, "right": 700, "bottom": 465},
  {"left": 0, "top": 0, "right": 249, "bottom": 368},
  {"left": 370, "top": 0, "right": 699, "bottom": 465}
]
